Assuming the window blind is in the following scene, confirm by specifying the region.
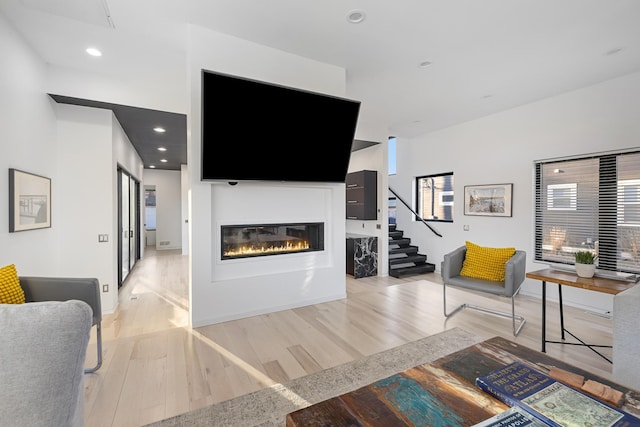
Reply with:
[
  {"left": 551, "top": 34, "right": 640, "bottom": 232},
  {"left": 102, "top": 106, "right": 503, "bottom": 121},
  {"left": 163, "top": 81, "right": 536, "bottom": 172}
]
[{"left": 534, "top": 149, "right": 640, "bottom": 277}]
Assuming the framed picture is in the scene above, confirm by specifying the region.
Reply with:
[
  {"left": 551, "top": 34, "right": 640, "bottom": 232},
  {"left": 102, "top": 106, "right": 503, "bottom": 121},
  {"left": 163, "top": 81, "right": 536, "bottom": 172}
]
[
  {"left": 9, "top": 168, "right": 51, "bottom": 232},
  {"left": 464, "top": 183, "right": 512, "bottom": 217}
]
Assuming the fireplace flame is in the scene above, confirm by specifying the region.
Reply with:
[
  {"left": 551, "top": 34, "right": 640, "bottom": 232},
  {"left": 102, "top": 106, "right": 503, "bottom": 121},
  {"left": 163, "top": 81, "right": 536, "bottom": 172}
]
[{"left": 224, "top": 240, "right": 310, "bottom": 257}]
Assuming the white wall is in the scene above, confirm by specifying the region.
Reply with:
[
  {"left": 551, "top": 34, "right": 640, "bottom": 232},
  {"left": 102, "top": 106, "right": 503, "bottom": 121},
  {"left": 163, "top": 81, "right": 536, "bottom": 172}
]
[
  {"left": 54, "top": 104, "right": 144, "bottom": 313},
  {"left": 0, "top": 13, "right": 59, "bottom": 273},
  {"left": 46, "top": 62, "right": 187, "bottom": 115},
  {"left": 0, "top": 15, "right": 144, "bottom": 314},
  {"left": 393, "top": 71, "right": 640, "bottom": 314},
  {"left": 144, "top": 169, "right": 182, "bottom": 250},
  {"left": 187, "top": 25, "right": 352, "bottom": 326},
  {"left": 54, "top": 104, "right": 115, "bottom": 310},
  {"left": 181, "top": 165, "right": 189, "bottom": 255}
]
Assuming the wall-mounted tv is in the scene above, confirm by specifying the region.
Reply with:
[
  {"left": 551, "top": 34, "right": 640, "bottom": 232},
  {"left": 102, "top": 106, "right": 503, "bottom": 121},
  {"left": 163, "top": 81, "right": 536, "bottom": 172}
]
[{"left": 201, "top": 69, "right": 361, "bottom": 183}]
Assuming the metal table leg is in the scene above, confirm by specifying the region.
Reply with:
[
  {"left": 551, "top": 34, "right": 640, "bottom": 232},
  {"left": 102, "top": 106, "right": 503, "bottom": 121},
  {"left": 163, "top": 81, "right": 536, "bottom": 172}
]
[
  {"left": 558, "top": 284, "right": 565, "bottom": 340},
  {"left": 542, "top": 280, "right": 546, "bottom": 353}
]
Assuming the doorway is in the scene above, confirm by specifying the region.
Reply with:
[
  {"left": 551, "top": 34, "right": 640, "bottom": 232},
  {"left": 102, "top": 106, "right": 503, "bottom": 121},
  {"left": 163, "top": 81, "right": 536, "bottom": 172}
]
[
  {"left": 144, "top": 185, "right": 156, "bottom": 247},
  {"left": 118, "top": 167, "right": 140, "bottom": 287}
]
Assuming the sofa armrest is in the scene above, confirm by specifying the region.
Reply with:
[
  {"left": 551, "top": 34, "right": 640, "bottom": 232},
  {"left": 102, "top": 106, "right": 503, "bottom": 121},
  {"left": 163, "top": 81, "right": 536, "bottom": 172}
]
[
  {"left": 0, "top": 300, "right": 92, "bottom": 427},
  {"left": 613, "top": 284, "right": 640, "bottom": 390},
  {"left": 504, "top": 250, "right": 526, "bottom": 296},
  {"left": 19, "top": 276, "right": 101, "bottom": 325},
  {"left": 441, "top": 246, "right": 466, "bottom": 282}
]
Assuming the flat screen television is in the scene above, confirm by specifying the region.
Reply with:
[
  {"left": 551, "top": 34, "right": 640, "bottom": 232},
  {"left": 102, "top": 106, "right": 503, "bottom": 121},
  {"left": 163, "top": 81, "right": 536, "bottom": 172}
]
[{"left": 201, "top": 69, "right": 361, "bottom": 183}]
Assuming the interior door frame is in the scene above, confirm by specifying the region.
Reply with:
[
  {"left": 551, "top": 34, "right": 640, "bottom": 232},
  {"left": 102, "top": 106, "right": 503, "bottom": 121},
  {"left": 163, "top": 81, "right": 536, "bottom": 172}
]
[{"left": 118, "top": 166, "right": 141, "bottom": 288}]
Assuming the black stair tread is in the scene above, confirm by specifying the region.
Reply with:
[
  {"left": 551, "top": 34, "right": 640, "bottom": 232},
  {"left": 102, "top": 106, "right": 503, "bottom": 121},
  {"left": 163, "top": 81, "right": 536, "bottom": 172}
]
[
  {"left": 388, "top": 237, "right": 411, "bottom": 246},
  {"left": 388, "top": 230, "right": 403, "bottom": 238},
  {"left": 389, "top": 254, "right": 427, "bottom": 265},
  {"left": 389, "top": 245, "right": 419, "bottom": 255},
  {"left": 389, "top": 263, "right": 436, "bottom": 278}
]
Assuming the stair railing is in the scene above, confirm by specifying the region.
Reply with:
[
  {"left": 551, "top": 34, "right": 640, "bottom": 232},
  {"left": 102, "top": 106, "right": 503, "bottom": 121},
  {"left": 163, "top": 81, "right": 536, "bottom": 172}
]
[{"left": 389, "top": 187, "right": 443, "bottom": 238}]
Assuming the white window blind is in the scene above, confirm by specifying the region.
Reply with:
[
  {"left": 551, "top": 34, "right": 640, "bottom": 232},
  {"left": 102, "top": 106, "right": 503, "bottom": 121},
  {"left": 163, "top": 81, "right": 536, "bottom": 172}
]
[{"left": 534, "top": 150, "right": 640, "bottom": 277}]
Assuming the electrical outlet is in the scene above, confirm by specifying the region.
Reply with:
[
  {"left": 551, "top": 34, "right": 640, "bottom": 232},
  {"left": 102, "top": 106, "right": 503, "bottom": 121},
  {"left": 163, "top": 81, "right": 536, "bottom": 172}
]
[
  {"left": 463, "top": 225, "right": 470, "bottom": 231},
  {"left": 102, "top": 284, "right": 109, "bottom": 292}
]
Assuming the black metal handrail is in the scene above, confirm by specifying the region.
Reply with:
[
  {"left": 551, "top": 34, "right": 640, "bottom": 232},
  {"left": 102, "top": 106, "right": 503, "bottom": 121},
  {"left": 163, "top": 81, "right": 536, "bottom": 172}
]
[{"left": 389, "top": 187, "right": 443, "bottom": 238}]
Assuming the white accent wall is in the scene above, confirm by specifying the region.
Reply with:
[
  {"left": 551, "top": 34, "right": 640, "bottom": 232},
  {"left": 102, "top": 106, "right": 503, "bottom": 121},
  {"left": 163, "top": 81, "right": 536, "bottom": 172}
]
[
  {"left": 390, "top": 71, "right": 640, "bottom": 314},
  {"left": 187, "top": 25, "right": 351, "bottom": 326}
]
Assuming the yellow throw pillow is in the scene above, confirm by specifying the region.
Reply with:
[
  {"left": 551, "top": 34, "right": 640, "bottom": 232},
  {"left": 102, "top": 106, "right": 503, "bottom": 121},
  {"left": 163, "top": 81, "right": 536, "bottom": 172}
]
[
  {"left": 460, "top": 241, "right": 515, "bottom": 282},
  {"left": 0, "top": 264, "right": 25, "bottom": 304}
]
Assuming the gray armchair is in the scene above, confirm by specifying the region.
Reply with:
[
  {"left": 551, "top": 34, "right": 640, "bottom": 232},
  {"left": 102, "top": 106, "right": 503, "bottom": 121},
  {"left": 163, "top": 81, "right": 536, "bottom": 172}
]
[
  {"left": 19, "top": 276, "right": 103, "bottom": 373},
  {"left": 441, "top": 246, "right": 527, "bottom": 336}
]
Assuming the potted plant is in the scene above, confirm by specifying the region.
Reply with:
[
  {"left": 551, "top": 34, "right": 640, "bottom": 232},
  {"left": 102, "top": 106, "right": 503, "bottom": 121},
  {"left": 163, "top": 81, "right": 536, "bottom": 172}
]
[{"left": 574, "top": 250, "right": 597, "bottom": 278}]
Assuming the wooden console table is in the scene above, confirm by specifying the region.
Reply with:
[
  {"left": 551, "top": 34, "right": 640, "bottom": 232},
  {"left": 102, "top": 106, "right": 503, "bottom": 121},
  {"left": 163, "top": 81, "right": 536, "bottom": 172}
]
[
  {"left": 286, "top": 336, "right": 640, "bottom": 426},
  {"left": 526, "top": 268, "right": 635, "bottom": 363}
]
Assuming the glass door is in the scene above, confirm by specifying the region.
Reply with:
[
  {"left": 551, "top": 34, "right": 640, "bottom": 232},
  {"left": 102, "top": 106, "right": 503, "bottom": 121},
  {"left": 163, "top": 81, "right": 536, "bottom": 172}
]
[{"left": 118, "top": 168, "right": 140, "bottom": 287}]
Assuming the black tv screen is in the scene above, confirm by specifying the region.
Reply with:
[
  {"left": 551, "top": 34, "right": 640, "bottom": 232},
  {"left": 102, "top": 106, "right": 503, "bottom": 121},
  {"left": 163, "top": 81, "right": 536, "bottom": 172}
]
[{"left": 201, "top": 69, "right": 360, "bottom": 183}]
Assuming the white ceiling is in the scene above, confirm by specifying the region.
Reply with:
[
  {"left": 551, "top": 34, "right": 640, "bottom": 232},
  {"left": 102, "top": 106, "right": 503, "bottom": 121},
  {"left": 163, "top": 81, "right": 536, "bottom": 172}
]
[{"left": 2, "top": 0, "right": 640, "bottom": 139}]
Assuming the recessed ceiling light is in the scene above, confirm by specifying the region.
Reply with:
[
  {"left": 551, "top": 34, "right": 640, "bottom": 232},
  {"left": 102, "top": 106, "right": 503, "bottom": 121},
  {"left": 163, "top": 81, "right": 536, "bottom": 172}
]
[
  {"left": 160, "top": 159, "right": 168, "bottom": 163},
  {"left": 149, "top": 165, "right": 156, "bottom": 169},
  {"left": 157, "top": 147, "right": 167, "bottom": 152},
  {"left": 153, "top": 127, "right": 166, "bottom": 133},
  {"left": 419, "top": 60, "right": 432, "bottom": 68},
  {"left": 86, "top": 47, "right": 102, "bottom": 57},
  {"left": 347, "top": 10, "right": 366, "bottom": 24}
]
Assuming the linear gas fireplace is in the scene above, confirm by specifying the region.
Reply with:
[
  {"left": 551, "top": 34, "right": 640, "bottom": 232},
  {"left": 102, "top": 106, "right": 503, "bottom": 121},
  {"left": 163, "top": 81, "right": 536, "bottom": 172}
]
[{"left": 221, "top": 222, "right": 324, "bottom": 260}]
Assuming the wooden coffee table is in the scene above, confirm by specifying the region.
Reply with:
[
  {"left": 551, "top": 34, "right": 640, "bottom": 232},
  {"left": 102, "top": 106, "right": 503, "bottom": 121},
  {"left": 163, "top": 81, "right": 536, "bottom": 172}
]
[{"left": 285, "top": 336, "right": 640, "bottom": 426}]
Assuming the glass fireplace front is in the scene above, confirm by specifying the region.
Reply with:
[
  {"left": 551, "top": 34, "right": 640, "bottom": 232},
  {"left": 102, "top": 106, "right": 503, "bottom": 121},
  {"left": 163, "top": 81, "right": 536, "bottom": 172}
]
[{"left": 221, "top": 222, "right": 324, "bottom": 260}]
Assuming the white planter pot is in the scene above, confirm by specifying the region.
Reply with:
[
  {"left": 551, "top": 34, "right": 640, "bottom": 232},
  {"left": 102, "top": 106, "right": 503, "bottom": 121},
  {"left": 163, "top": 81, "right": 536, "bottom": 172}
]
[{"left": 575, "top": 263, "right": 596, "bottom": 278}]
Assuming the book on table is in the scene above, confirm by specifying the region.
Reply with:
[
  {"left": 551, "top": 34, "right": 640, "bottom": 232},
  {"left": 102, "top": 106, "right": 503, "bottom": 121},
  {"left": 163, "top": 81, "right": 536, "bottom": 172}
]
[
  {"left": 472, "top": 406, "right": 548, "bottom": 427},
  {"left": 475, "top": 362, "right": 640, "bottom": 427}
]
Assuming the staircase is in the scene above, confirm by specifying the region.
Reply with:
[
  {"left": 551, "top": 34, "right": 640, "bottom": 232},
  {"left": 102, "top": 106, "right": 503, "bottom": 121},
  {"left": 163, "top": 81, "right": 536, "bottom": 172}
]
[{"left": 388, "top": 224, "right": 436, "bottom": 278}]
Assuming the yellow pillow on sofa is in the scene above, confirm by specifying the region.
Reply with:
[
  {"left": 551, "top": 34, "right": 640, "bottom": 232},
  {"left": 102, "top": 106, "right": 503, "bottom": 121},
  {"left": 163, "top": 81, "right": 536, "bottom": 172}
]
[
  {"left": 460, "top": 241, "right": 515, "bottom": 282},
  {"left": 0, "top": 264, "right": 25, "bottom": 304}
]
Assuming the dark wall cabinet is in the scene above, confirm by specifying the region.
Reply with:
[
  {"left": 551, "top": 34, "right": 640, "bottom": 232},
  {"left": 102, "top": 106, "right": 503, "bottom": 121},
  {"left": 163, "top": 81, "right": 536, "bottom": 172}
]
[{"left": 346, "top": 170, "right": 377, "bottom": 220}]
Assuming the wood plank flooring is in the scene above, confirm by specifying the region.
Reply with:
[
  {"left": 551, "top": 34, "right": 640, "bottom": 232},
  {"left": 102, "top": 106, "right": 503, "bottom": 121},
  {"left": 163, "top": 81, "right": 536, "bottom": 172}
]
[{"left": 83, "top": 248, "right": 614, "bottom": 426}]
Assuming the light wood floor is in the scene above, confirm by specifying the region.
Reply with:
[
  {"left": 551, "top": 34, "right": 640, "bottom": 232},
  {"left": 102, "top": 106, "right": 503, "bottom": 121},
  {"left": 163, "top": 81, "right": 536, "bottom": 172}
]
[{"left": 83, "top": 248, "right": 614, "bottom": 426}]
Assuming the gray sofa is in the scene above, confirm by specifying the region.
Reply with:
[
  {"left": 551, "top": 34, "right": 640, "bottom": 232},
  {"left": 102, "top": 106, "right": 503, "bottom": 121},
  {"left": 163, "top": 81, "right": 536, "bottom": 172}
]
[
  {"left": 613, "top": 284, "right": 640, "bottom": 391},
  {"left": 0, "top": 300, "right": 92, "bottom": 427}
]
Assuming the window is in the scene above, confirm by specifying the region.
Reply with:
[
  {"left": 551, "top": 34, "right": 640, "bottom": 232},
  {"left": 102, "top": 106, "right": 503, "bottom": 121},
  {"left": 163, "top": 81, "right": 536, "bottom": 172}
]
[
  {"left": 388, "top": 136, "right": 396, "bottom": 175},
  {"left": 534, "top": 150, "right": 640, "bottom": 276},
  {"left": 415, "top": 172, "right": 454, "bottom": 222},
  {"left": 388, "top": 197, "right": 397, "bottom": 225},
  {"left": 144, "top": 188, "right": 156, "bottom": 230},
  {"left": 547, "top": 183, "right": 577, "bottom": 210}
]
